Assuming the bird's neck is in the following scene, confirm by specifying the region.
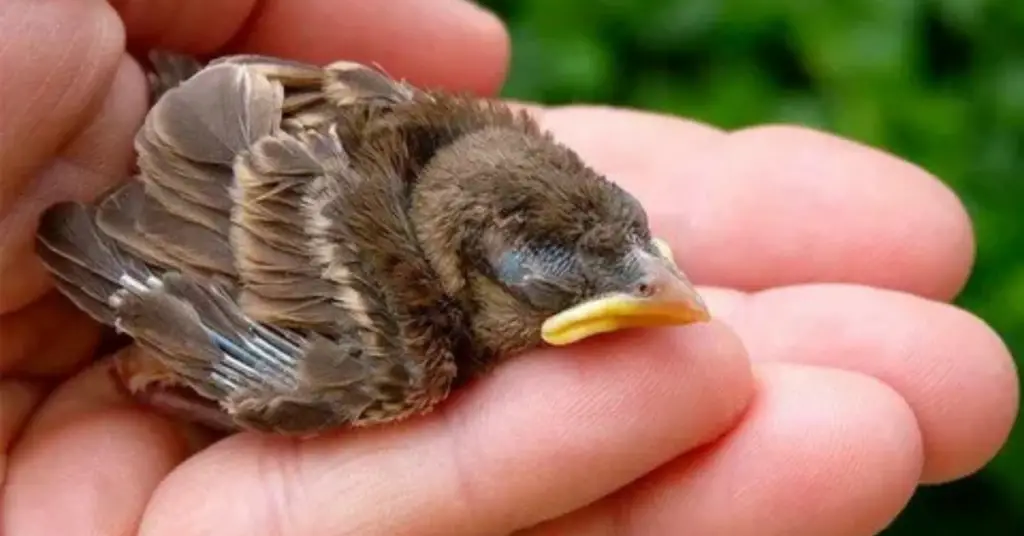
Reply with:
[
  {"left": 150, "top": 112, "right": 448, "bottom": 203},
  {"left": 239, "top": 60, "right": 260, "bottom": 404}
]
[
  {"left": 409, "top": 128, "right": 520, "bottom": 296},
  {"left": 408, "top": 129, "right": 541, "bottom": 373}
]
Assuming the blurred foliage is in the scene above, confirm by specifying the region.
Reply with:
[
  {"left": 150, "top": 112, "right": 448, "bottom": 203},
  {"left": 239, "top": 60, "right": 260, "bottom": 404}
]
[{"left": 478, "top": 0, "right": 1022, "bottom": 532}]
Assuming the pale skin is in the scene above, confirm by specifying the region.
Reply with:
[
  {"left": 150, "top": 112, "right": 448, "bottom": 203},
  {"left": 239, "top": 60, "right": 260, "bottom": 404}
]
[{"left": 0, "top": 1, "right": 1019, "bottom": 535}]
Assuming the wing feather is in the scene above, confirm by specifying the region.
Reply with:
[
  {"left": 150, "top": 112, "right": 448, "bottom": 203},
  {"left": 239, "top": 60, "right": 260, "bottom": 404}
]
[{"left": 34, "top": 51, "right": 468, "bottom": 435}]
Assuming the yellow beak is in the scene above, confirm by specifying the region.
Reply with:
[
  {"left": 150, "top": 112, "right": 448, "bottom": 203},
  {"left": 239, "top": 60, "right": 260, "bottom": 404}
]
[{"left": 540, "top": 238, "right": 711, "bottom": 346}]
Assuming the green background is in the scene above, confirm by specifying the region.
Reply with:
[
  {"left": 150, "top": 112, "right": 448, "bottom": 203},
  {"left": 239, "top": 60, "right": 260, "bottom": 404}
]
[{"left": 477, "top": 0, "right": 1023, "bottom": 533}]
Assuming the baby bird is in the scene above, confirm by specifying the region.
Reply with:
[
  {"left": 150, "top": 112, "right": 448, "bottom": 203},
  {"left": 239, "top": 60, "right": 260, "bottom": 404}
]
[{"left": 34, "top": 52, "right": 710, "bottom": 436}]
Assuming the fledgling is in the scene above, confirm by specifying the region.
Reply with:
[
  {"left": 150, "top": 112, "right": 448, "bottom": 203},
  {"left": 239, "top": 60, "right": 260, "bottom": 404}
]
[{"left": 34, "top": 52, "right": 710, "bottom": 436}]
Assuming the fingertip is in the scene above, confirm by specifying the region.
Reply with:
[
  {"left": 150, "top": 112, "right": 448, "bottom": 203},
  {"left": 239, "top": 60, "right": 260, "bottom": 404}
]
[
  {"left": 457, "top": 1, "right": 512, "bottom": 95},
  {"left": 2, "top": 408, "right": 189, "bottom": 536},
  {"left": 917, "top": 310, "right": 1019, "bottom": 483},
  {"left": 722, "top": 125, "right": 976, "bottom": 300},
  {"left": 576, "top": 363, "right": 925, "bottom": 536},
  {"left": 747, "top": 364, "right": 925, "bottom": 535},
  {"left": 722, "top": 284, "right": 1019, "bottom": 484},
  {"left": 752, "top": 362, "right": 925, "bottom": 475}
]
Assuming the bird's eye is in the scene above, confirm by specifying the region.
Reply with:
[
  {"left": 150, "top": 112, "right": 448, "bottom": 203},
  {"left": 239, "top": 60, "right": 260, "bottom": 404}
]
[
  {"left": 494, "top": 250, "right": 533, "bottom": 286},
  {"left": 491, "top": 246, "right": 578, "bottom": 311}
]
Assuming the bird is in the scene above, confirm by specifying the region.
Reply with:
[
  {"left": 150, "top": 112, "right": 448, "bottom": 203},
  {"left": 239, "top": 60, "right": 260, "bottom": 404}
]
[{"left": 33, "top": 51, "right": 711, "bottom": 437}]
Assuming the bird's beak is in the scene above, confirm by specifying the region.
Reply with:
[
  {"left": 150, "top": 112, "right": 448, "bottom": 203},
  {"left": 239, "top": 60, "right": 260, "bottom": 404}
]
[{"left": 541, "top": 238, "right": 711, "bottom": 346}]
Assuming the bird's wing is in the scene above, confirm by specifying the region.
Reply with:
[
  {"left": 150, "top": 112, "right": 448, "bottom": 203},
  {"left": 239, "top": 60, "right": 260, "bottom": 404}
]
[
  {"left": 127, "top": 57, "right": 283, "bottom": 280},
  {"left": 34, "top": 129, "right": 444, "bottom": 435},
  {"left": 35, "top": 53, "right": 449, "bottom": 434},
  {"left": 105, "top": 53, "right": 422, "bottom": 329}
]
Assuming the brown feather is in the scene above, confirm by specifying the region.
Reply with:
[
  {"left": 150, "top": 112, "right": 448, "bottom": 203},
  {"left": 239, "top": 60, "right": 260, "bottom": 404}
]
[
  {"left": 95, "top": 181, "right": 182, "bottom": 271},
  {"left": 34, "top": 50, "right": 672, "bottom": 436},
  {"left": 230, "top": 128, "right": 348, "bottom": 329},
  {"left": 146, "top": 50, "right": 203, "bottom": 101},
  {"left": 136, "top": 200, "right": 236, "bottom": 275}
]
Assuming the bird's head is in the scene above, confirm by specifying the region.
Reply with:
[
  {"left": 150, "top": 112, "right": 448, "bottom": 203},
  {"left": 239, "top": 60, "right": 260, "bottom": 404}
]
[{"left": 410, "top": 125, "right": 711, "bottom": 360}]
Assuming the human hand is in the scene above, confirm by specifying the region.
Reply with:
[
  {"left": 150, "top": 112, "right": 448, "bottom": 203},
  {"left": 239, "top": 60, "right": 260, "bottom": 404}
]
[{"left": 0, "top": 1, "right": 1017, "bottom": 535}]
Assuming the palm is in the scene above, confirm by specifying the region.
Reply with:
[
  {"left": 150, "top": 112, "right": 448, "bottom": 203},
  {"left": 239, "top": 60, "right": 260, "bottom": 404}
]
[{"left": 0, "top": 1, "right": 1016, "bottom": 535}]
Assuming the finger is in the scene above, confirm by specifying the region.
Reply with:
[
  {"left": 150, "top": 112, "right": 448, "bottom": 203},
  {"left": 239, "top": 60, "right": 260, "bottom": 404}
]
[
  {"left": 1, "top": 355, "right": 194, "bottom": 536},
  {"left": 0, "top": 292, "right": 102, "bottom": 376},
  {"left": 539, "top": 108, "right": 974, "bottom": 301},
  {"left": 0, "top": 380, "right": 46, "bottom": 481},
  {"left": 0, "top": 0, "right": 124, "bottom": 216},
  {"left": 525, "top": 364, "right": 924, "bottom": 536},
  {"left": 696, "top": 283, "right": 1018, "bottom": 484},
  {"left": 12, "top": 354, "right": 132, "bottom": 438},
  {"left": 111, "top": 0, "right": 257, "bottom": 53},
  {"left": 234, "top": 0, "right": 509, "bottom": 95},
  {"left": 11, "top": 347, "right": 218, "bottom": 453},
  {"left": 138, "top": 322, "right": 753, "bottom": 536},
  {"left": 113, "top": 0, "right": 510, "bottom": 95},
  {"left": 0, "top": 56, "right": 146, "bottom": 313}
]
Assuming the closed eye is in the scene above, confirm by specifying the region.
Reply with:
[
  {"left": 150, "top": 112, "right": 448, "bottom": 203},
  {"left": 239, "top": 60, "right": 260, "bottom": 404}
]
[
  {"left": 492, "top": 245, "right": 581, "bottom": 310},
  {"left": 494, "top": 249, "right": 532, "bottom": 285}
]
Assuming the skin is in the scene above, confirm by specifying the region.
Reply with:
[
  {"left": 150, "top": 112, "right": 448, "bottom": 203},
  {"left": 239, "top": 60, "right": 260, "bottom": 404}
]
[{"left": 0, "top": 1, "right": 1018, "bottom": 535}]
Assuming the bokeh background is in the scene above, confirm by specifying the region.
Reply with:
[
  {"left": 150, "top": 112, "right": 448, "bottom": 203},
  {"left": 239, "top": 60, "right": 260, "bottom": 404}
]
[{"left": 476, "top": 0, "right": 1023, "bottom": 533}]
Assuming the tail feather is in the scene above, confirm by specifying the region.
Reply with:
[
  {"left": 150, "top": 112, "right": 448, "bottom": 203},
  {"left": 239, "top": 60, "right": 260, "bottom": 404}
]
[{"left": 96, "top": 181, "right": 180, "bottom": 271}]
